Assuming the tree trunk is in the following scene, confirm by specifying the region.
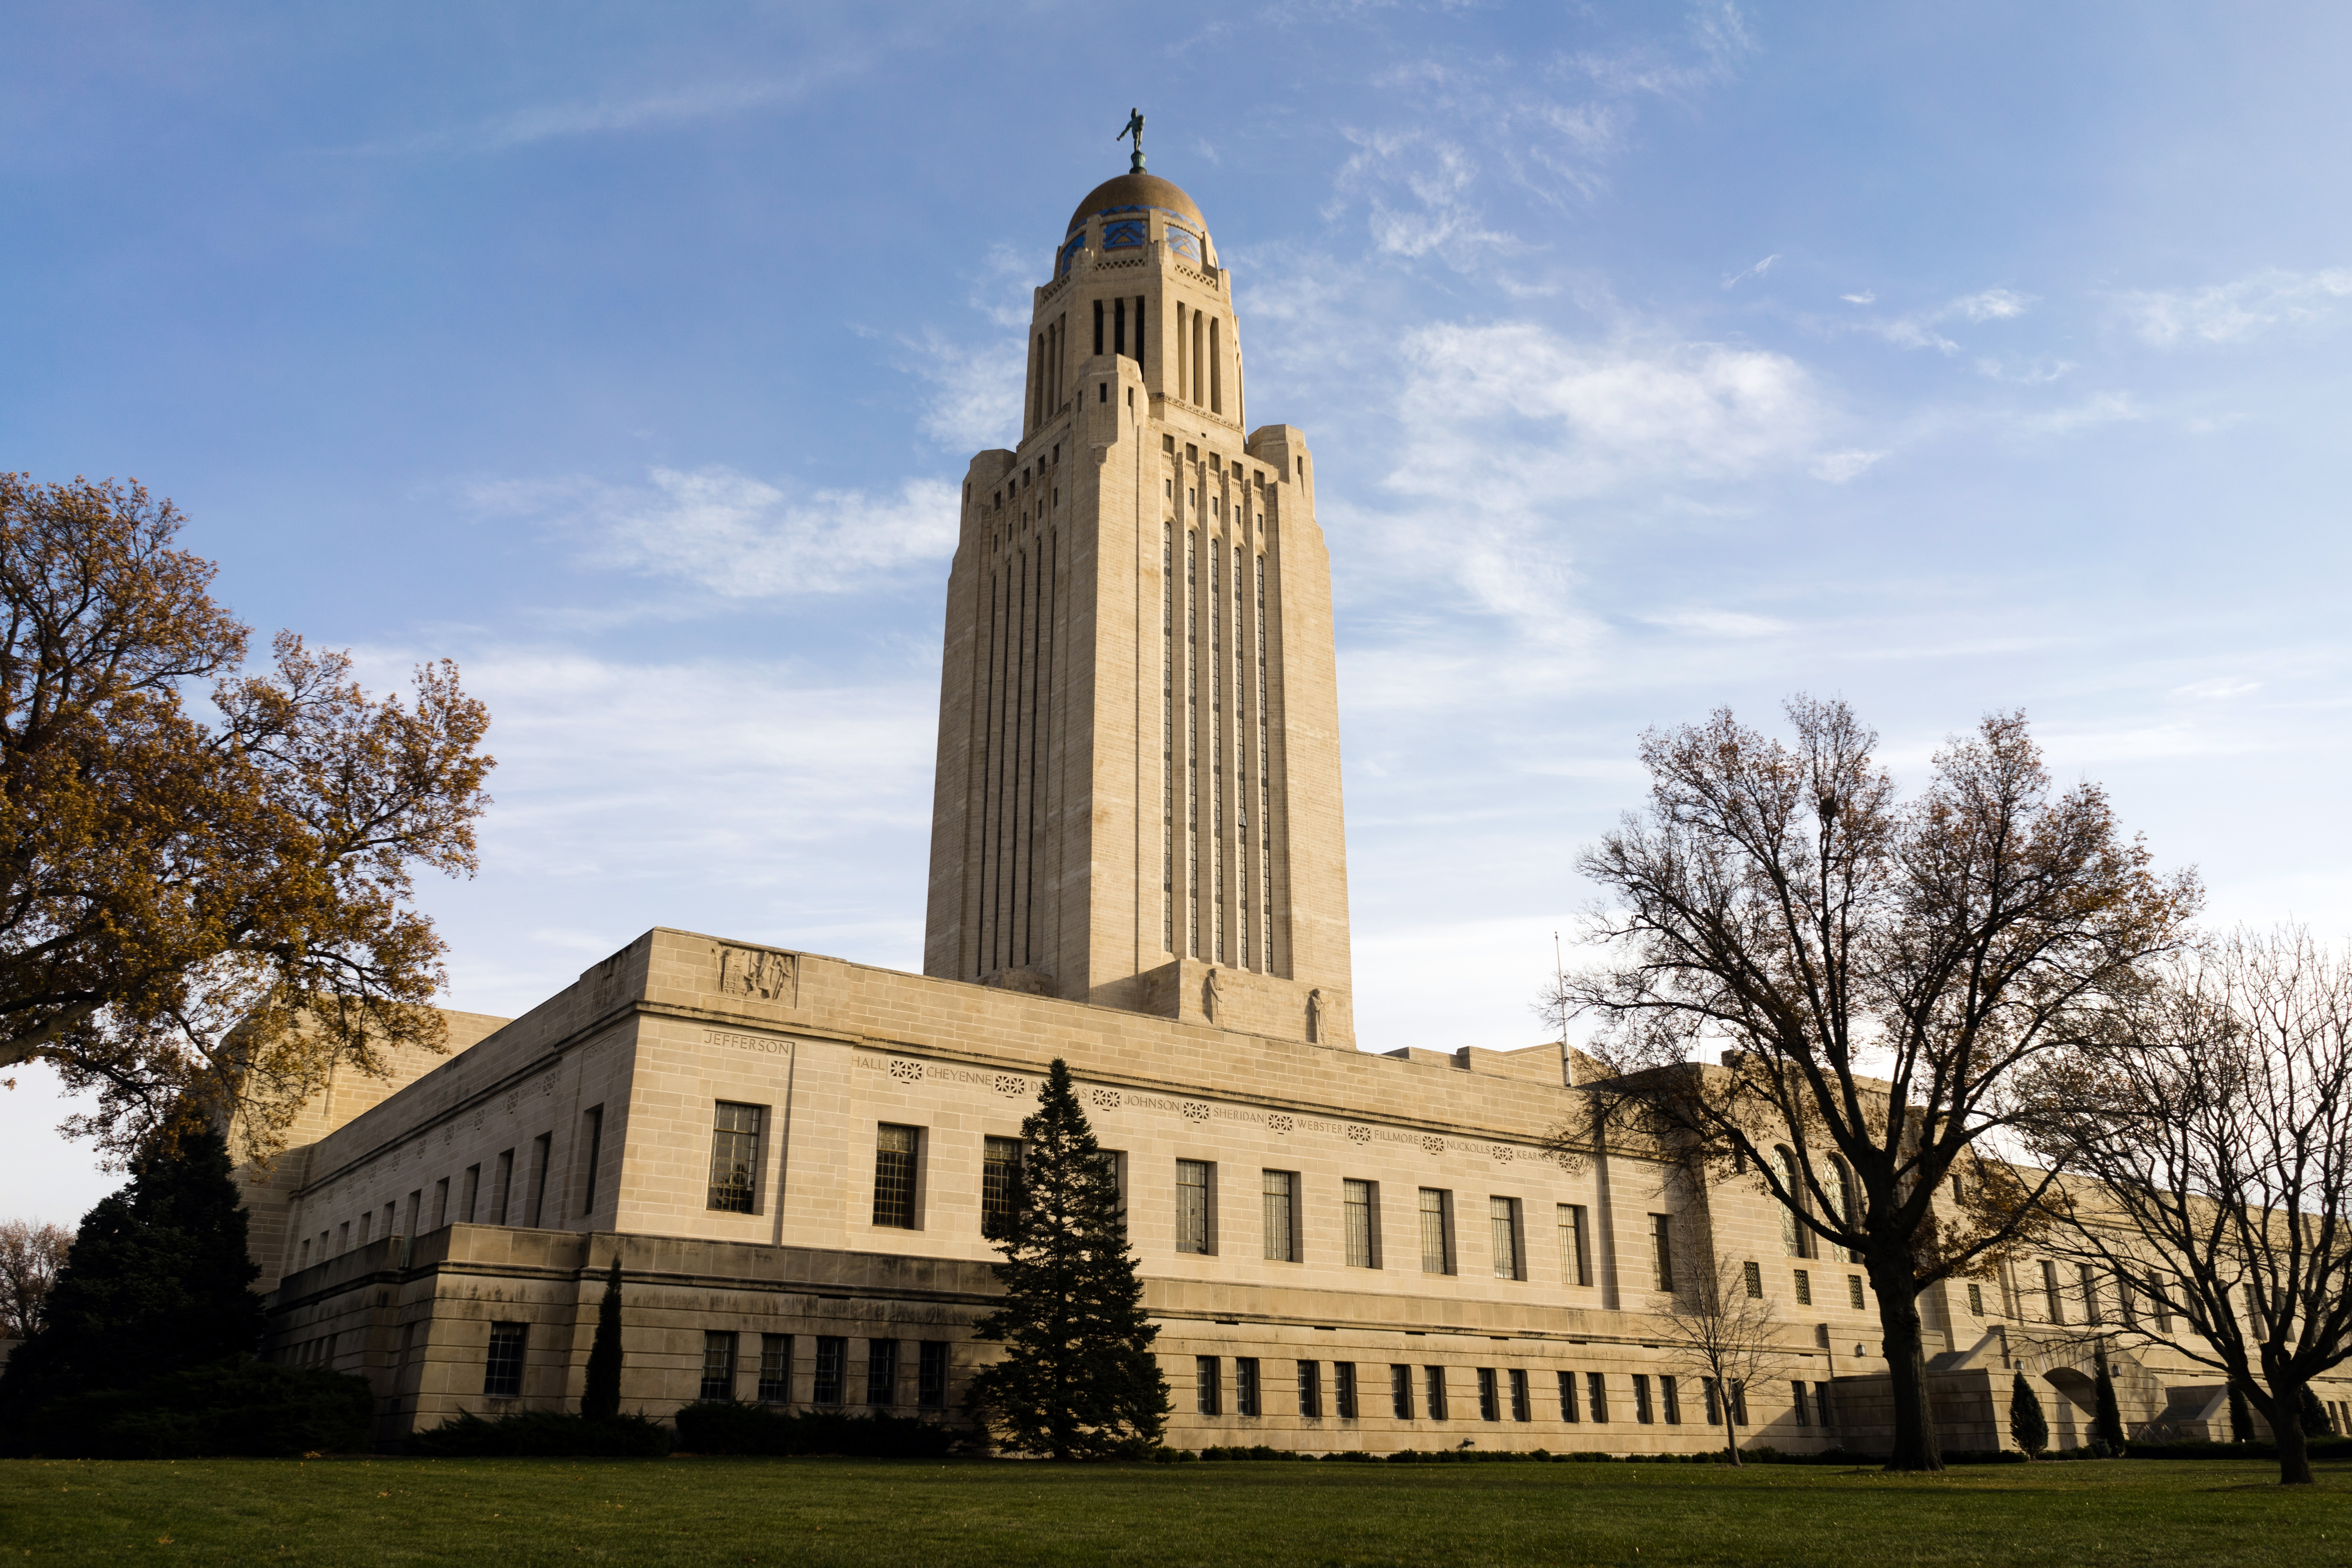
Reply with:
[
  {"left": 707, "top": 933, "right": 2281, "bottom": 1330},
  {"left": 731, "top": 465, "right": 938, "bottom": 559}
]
[
  {"left": 2266, "top": 1377, "right": 2315, "bottom": 1486},
  {"left": 1724, "top": 1414, "right": 1741, "bottom": 1466},
  {"left": 1869, "top": 1253, "right": 1943, "bottom": 1472}
]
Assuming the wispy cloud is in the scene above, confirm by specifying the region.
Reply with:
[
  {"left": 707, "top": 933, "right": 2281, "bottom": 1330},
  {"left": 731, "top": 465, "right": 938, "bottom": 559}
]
[
  {"left": 469, "top": 466, "right": 958, "bottom": 598},
  {"left": 2117, "top": 267, "right": 2352, "bottom": 345},
  {"left": 1868, "top": 287, "right": 2035, "bottom": 353},
  {"left": 1722, "top": 253, "right": 1780, "bottom": 289}
]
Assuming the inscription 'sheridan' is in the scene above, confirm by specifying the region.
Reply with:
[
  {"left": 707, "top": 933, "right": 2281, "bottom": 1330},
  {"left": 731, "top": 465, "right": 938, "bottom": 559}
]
[{"left": 718, "top": 944, "right": 798, "bottom": 1004}]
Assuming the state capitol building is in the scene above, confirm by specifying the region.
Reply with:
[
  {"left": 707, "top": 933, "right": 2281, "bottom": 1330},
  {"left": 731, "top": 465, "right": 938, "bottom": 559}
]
[{"left": 244, "top": 156, "right": 2258, "bottom": 1456}]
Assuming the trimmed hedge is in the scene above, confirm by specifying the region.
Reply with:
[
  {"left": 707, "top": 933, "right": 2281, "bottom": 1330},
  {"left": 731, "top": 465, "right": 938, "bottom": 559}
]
[
  {"left": 408, "top": 1410, "right": 673, "bottom": 1458},
  {"left": 671, "top": 1401, "right": 959, "bottom": 1458},
  {"left": 1161, "top": 1445, "right": 1923, "bottom": 1466},
  {"left": 2125, "top": 1434, "right": 2352, "bottom": 1462},
  {"left": 5, "top": 1356, "right": 374, "bottom": 1459}
]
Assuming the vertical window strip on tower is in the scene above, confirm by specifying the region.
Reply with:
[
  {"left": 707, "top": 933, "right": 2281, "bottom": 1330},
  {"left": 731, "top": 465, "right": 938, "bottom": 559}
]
[
  {"left": 1233, "top": 543, "right": 1248, "bottom": 967},
  {"left": 1210, "top": 503, "right": 1224, "bottom": 965},
  {"left": 1163, "top": 521, "right": 1175, "bottom": 953},
  {"left": 1186, "top": 530, "right": 1200, "bottom": 958},
  {"left": 1255, "top": 552, "right": 1271, "bottom": 971}
]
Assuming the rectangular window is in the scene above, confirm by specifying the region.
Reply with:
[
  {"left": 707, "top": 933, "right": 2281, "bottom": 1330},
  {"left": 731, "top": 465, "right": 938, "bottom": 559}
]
[
  {"left": 1730, "top": 1380, "right": 1750, "bottom": 1426},
  {"left": 1633, "top": 1374, "right": 1654, "bottom": 1424},
  {"left": 757, "top": 1334, "right": 791, "bottom": 1402},
  {"left": 1418, "top": 1189, "right": 1453, "bottom": 1274},
  {"left": 918, "top": 1341, "right": 949, "bottom": 1409},
  {"left": 1197, "top": 1356, "right": 1222, "bottom": 1416},
  {"left": 1744, "top": 1260, "right": 1764, "bottom": 1298},
  {"left": 432, "top": 1178, "right": 449, "bottom": 1231},
  {"left": 1490, "top": 1197, "right": 1522, "bottom": 1280},
  {"left": 813, "top": 1337, "right": 847, "bottom": 1405},
  {"left": 1791, "top": 1381, "right": 1812, "bottom": 1426},
  {"left": 484, "top": 1322, "right": 526, "bottom": 1398},
  {"left": 1297, "top": 1361, "right": 1322, "bottom": 1418},
  {"left": 580, "top": 1105, "right": 605, "bottom": 1215},
  {"left": 1849, "top": 1274, "right": 1866, "bottom": 1309},
  {"left": 1477, "top": 1368, "right": 1500, "bottom": 1421},
  {"left": 708, "top": 1103, "right": 763, "bottom": 1213},
  {"left": 1661, "top": 1375, "right": 1682, "bottom": 1425},
  {"left": 1795, "top": 1268, "right": 1813, "bottom": 1306},
  {"left": 1263, "top": 1170, "right": 1298, "bottom": 1262},
  {"left": 1704, "top": 1377, "right": 1722, "bottom": 1425},
  {"left": 338, "top": 1221, "right": 350, "bottom": 1253},
  {"left": 2117, "top": 1274, "right": 2137, "bottom": 1328},
  {"left": 1236, "top": 1358, "right": 1261, "bottom": 1417},
  {"left": 1335, "top": 1362, "right": 1359, "bottom": 1420},
  {"left": 1344, "top": 1179, "right": 1379, "bottom": 1268},
  {"left": 872, "top": 1124, "right": 920, "bottom": 1229},
  {"left": 1818, "top": 1383, "right": 1838, "bottom": 1430},
  {"left": 359, "top": 1211, "right": 372, "bottom": 1246},
  {"left": 1648, "top": 1212, "right": 1674, "bottom": 1292},
  {"left": 1968, "top": 1282, "right": 1985, "bottom": 1318},
  {"left": 461, "top": 1163, "right": 481, "bottom": 1224},
  {"left": 1176, "top": 1160, "right": 1214, "bottom": 1254},
  {"left": 492, "top": 1149, "right": 514, "bottom": 1225},
  {"left": 2079, "top": 1263, "right": 2103, "bottom": 1325},
  {"left": 1560, "top": 1204, "right": 1592, "bottom": 1286},
  {"left": 982, "top": 1136, "right": 1024, "bottom": 1235},
  {"left": 526, "top": 1134, "right": 552, "bottom": 1227},
  {"left": 2041, "top": 1259, "right": 2064, "bottom": 1323},
  {"left": 1510, "top": 1368, "right": 1532, "bottom": 1422},
  {"left": 298, "top": 1239, "right": 310, "bottom": 1270},
  {"left": 1557, "top": 1369, "right": 1581, "bottom": 1422},
  {"left": 1424, "top": 1366, "right": 1449, "bottom": 1420},
  {"left": 404, "top": 1192, "right": 420, "bottom": 1236},
  {"left": 1587, "top": 1372, "right": 1610, "bottom": 1424},
  {"left": 867, "top": 1339, "right": 899, "bottom": 1406},
  {"left": 700, "top": 1332, "right": 738, "bottom": 1401},
  {"left": 1390, "top": 1364, "right": 1414, "bottom": 1419}
]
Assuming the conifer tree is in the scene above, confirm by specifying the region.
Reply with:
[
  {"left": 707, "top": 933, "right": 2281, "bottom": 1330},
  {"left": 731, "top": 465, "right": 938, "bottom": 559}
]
[
  {"left": 581, "top": 1256, "right": 623, "bottom": 1420},
  {"left": 965, "top": 1059, "right": 1171, "bottom": 1459},
  {"left": 0, "top": 1123, "right": 266, "bottom": 1414},
  {"left": 2008, "top": 1370, "right": 2049, "bottom": 1456},
  {"left": 2091, "top": 1352, "right": 2127, "bottom": 1453},
  {"left": 2300, "top": 1385, "right": 2334, "bottom": 1437}
]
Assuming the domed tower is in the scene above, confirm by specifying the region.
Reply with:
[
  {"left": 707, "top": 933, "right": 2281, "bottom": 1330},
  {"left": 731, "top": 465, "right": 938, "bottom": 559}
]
[{"left": 922, "top": 160, "right": 1353, "bottom": 1050}]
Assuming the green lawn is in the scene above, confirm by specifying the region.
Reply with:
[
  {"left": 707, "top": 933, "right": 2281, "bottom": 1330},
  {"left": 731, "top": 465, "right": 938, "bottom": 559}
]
[{"left": 4, "top": 1456, "right": 2349, "bottom": 1567}]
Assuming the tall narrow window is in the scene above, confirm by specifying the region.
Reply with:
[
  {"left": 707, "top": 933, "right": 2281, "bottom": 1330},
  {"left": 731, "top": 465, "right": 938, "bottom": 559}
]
[
  {"left": 1419, "top": 1188, "right": 1452, "bottom": 1274},
  {"left": 1744, "top": 1261, "right": 1764, "bottom": 1298},
  {"left": 1490, "top": 1197, "right": 1521, "bottom": 1280},
  {"left": 1196, "top": 1356, "right": 1222, "bottom": 1415},
  {"left": 1176, "top": 1160, "right": 1213, "bottom": 1254},
  {"left": 1114, "top": 296, "right": 1126, "bottom": 356},
  {"left": 701, "top": 1332, "right": 738, "bottom": 1401},
  {"left": 1633, "top": 1374, "right": 1654, "bottom": 1424},
  {"left": 1390, "top": 1364, "right": 1414, "bottom": 1419},
  {"left": 1791, "top": 1381, "right": 1812, "bottom": 1426},
  {"left": 872, "top": 1125, "right": 920, "bottom": 1229},
  {"left": 1235, "top": 1359, "right": 1260, "bottom": 1416},
  {"left": 432, "top": 1178, "right": 450, "bottom": 1232},
  {"left": 982, "top": 1136, "right": 1023, "bottom": 1236},
  {"left": 2041, "top": 1259, "right": 2064, "bottom": 1323},
  {"left": 708, "top": 1103, "right": 762, "bottom": 1213},
  {"left": 1510, "top": 1368, "right": 1532, "bottom": 1421},
  {"left": 1969, "top": 1281, "right": 1986, "bottom": 1318},
  {"left": 1650, "top": 1213, "right": 1675, "bottom": 1292},
  {"left": 1557, "top": 1369, "right": 1580, "bottom": 1422},
  {"left": 526, "top": 1133, "right": 552, "bottom": 1227},
  {"left": 1297, "top": 1361, "right": 1322, "bottom": 1418},
  {"left": 493, "top": 1149, "right": 514, "bottom": 1224},
  {"left": 1730, "top": 1380, "right": 1750, "bottom": 1426},
  {"left": 580, "top": 1104, "right": 604, "bottom": 1216},
  {"left": 1849, "top": 1274, "right": 1866, "bottom": 1309},
  {"left": 1774, "top": 1146, "right": 1808, "bottom": 1257},
  {"left": 405, "top": 1189, "right": 421, "bottom": 1237},
  {"left": 1560, "top": 1204, "right": 1592, "bottom": 1286},
  {"left": 1335, "top": 1362, "right": 1358, "bottom": 1419},
  {"left": 2079, "top": 1263, "right": 2103, "bottom": 1325},
  {"left": 1661, "top": 1375, "right": 1681, "bottom": 1424},
  {"left": 918, "top": 1341, "right": 949, "bottom": 1408},
  {"left": 1133, "top": 296, "right": 1145, "bottom": 370},
  {"left": 1262, "top": 1170, "right": 1297, "bottom": 1262},
  {"left": 1209, "top": 317, "right": 1222, "bottom": 413},
  {"left": 1093, "top": 298, "right": 1104, "bottom": 356},
  {"left": 1423, "top": 1366, "right": 1448, "bottom": 1420},
  {"left": 867, "top": 1339, "right": 899, "bottom": 1406},
  {"left": 1704, "top": 1377, "right": 1722, "bottom": 1425},
  {"left": 758, "top": 1334, "right": 791, "bottom": 1402},
  {"left": 1795, "top": 1268, "right": 1813, "bottom": 1306},
  {"left": 1477, "top": 1368, "right": 1500, "bottom": 1421},
  {"left": 813, "top": 1337, "right": 847, "bottom": 1405},
  {"left": 461, "top": 1163, "right": 481, "bottom": 1224},
  {"left": 1587, "top": 1372, "right": 1610, "bottom": 1423},
  {"left": 483, "top": 1322, "right": 526, "bottom": 1399},
  {"left": 1344, "top": 1179, "right": 1378, "bottom": 1268}
]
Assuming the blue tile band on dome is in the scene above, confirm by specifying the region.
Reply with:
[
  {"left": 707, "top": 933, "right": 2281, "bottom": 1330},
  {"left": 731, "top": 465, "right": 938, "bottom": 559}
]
[
  {"left": 1059, "top": 233, "right": 1087, "bottom": 278},
  {"left": 1103, "top": 220, "right": 1146, "bottom": 250},
  {"left": 1065, "top": 203, "right": 1206, "bottom": 238},
  {"left": 1165, "top": 227, "right": 1200, "bottom": 261}
]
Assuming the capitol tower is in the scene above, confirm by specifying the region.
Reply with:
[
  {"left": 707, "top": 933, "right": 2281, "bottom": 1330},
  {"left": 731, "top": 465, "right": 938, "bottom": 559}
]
[{"left": 922, "top": 152, "right": 1355, "bottom": 1050}]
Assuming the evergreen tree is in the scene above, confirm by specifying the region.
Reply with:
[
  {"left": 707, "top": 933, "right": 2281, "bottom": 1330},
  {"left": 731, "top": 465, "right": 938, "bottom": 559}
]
[
  {"left": 581, "top": 1256, "right": 624, "bottom": 1421},
  {"left": 965, "top": 1059, "right": 1171, "bottom": 1459},
  {"left": 2091, "top": 1352, "right": 2127, "bottom": 1453},
  {"left": 2299, "top": 1385, "right": 2333, "bottom": 1438},
  {"left": 2228, "top": 1380, "right": 2253, "bottom": 1443},
  {"left": 2008, "top": 1370, "right": 2049, "bottom": 1456},
  {"left": 0, "top": 1123, "right": 265, "bottom": 1414}
]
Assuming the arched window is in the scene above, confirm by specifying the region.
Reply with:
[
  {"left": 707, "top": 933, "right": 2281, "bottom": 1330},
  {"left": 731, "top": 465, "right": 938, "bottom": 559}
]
[{"left": 1773, "top": 1146, "right": 1808, "bottom": 1259}]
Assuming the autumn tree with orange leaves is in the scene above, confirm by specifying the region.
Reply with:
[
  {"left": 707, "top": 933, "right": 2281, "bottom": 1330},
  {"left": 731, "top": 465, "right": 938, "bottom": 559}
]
[{"left": 0, "top": 474, "right": 493, "bottom": 1163}]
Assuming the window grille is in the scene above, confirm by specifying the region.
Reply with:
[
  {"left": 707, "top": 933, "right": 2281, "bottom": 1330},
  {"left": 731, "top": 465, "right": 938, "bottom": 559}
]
[
  {"left": 1477, "top": 1368, "right": 1500, "bottom": 1421},
  {"left": 708, "top": 1103, "right": 762, "bottom": 1213},
  {"left": 757, "top": 1334, "right": 791, "bottom": 1402},
  {"left": 1849, "top": 1274, "right": 1867, "bottom": 1309},
  {"left": 1236, "top": 1357, "right": 1261, "bottom": 1417},
  {"left": 1795, "top": 1268, "right": 1813, "bottom": 1306},
  {"left": 982, "top": 1136, "right": 1023, "bottom": 1235},
  {"left": 1196, "top": 1356, "right": 1222, "bottom": 1415},
  {"left": 1560, "top": 1204, "right": 1592, "bottom": 1286},
  {"left": 1633, "top": 1374, "right": 1654, "bottom": 1424},
  {"left": 700, "top": 1332, "right": 738, "bottom": 1401},
  {"left": 1661, "top": 1375, "right": 1681, "bottom": 1424},
  {"left": 1423, "top": 1366, "right": 1448, "bottom": 1420},
  {"left": 872, "top": 1125, "right": 919, "bottom": 1229},
  {"left": 1263, "top": 1171, "right": 1297, "bottom": 1262},
  {"left": 1557, "top": 1369, "right": 1580, "bottom": 1422},
  {"left": 867, "top": 1339, "right": 898, "bottom": 1406},
  {"left": 1510, "top": 1368, "right": 1532, "bottom": 1421},
  {"left": 918, "top": 1341, "right": 949, "bottom": 1409},
  {"left": 1490, "top": 1197, "right": 1521, "bottom": 1280},
  {"left": 813, "top": 1337, "right": 847, "bottom": 1405},
  {"left": 1176, "top": 1160, "right": 1213, "bottom": 1254},
  {"left": 483, "top": 1322, "right": 526, "bottom": 1399},
  {"left": 1297, "top": 1361, "right": 1322, "bottom": 1418},
  {"left": 1419, "top": 1189, "right": 1452, "bottom": 1274},
  {"left": 1334, "top": 1362, "right": 1359, "bottom": 1419},
  {"left": 1744, "top": 1261, "right": 1764, "bottom": 1298},
  {"left": 1344, "top": 1179, "right": 1377, "bottom": 1267},
  {"left": 1390, "top": 1363, "right": 1414, "bottom": 1419},
  {"left": 1586, "top": 1372, "right": 1610, "bottom": 1423},
  {"left": 1968, "top": 1282, "right": 1985, "bottom": 1317}
]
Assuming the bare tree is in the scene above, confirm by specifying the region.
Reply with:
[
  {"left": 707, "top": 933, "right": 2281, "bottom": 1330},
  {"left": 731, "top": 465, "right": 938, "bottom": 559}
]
[
  {"left": 2024, "top": 929, "right": 2352, "bottom": 1486},
  {"left": 1654, "top": 1243, "right": 1799, "bottom": 1465},
  {"left": 1548, "top": 699, "right": 2195, "bottom": 1470},
  {"left": 0, "top": 1218, "right": 71, "bottom": 1338}
]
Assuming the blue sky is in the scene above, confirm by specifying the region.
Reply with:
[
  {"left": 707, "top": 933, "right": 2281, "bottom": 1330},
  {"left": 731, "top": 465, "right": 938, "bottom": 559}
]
[{"left": 6, "top": 2, "right": 2349, "bottom": 1216}]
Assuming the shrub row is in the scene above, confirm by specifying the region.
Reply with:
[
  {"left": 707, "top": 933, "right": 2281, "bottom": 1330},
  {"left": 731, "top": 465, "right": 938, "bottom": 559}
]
[
  {"left": 671, "top": 1401, "right": 960, "bottom": 1458},
  {"left": 1158, "top": 1444, "right": 1897, "bottom": 1466},
  {"left": 407, "top": 1409, "right": 673, "bottom": 1458},
  {"left": 1, "top": 1357, "right": 374, "bottom": 1460}
]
